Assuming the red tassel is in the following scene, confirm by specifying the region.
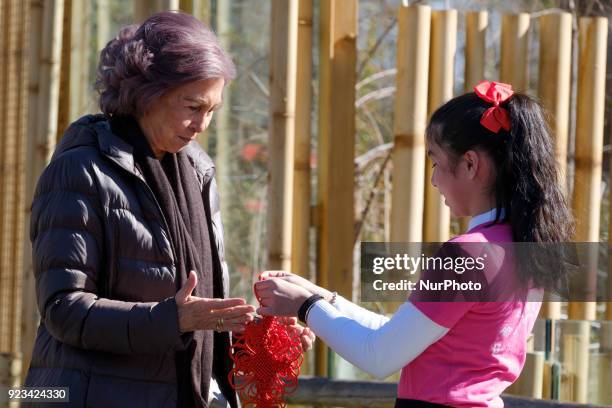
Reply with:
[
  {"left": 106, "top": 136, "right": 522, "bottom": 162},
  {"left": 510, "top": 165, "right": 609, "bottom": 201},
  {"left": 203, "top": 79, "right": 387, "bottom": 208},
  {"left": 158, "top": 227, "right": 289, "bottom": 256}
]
[{"left": 229, "top": 316, "right": 303, "bottom": 407}]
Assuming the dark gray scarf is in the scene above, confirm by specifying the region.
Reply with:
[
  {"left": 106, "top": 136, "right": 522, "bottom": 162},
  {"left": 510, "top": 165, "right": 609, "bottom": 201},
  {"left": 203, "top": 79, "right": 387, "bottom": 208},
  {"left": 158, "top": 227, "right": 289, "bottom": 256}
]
[{"left": 110, "top": 116, "right": 215, "bottom": 408}]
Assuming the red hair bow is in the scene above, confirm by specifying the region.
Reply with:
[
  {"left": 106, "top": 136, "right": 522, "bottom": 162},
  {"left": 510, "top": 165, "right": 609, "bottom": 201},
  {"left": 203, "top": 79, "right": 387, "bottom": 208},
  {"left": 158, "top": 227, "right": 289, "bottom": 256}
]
[{"left": 473, "top": 80, "right": 514, "bottom": 133}]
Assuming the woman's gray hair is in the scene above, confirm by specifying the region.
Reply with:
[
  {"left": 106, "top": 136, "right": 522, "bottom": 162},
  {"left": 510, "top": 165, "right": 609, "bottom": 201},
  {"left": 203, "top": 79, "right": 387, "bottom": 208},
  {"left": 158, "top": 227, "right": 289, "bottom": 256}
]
[{"left": 95, "top": 11, "right": 235, "bottom": 117}]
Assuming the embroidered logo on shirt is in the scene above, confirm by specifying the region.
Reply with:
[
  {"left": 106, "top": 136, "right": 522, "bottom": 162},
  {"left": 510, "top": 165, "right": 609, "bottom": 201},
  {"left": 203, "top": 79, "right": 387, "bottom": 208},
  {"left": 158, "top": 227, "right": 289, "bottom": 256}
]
[
  {"left": 500, "top": 325, "right": 513, "bottom": 337},
  {"left": 492, "top": 342, "right": 504, "bottom": 354}
]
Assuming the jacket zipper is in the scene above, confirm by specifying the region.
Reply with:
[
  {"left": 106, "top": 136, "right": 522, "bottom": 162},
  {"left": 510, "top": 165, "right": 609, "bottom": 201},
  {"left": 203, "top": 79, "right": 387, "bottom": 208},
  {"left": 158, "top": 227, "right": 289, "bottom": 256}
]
[
  {"left": 129, "top": 170, "right": 222, "bottom": 296},
  {"left": 131, "top": 172, "right": 178, "bottom": 266}
]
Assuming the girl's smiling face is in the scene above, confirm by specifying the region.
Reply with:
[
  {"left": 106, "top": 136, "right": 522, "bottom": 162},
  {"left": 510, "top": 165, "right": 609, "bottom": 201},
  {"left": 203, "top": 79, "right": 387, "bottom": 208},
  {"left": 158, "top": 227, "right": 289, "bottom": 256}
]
[{"left": 428, "top": 141, "right": 496, "bottom": 218}]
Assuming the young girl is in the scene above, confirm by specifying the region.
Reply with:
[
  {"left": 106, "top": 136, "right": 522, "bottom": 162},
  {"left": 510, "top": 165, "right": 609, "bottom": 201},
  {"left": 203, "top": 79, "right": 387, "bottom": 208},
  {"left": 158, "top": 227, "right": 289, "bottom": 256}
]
[{"left": 254, "top": 81, "right": 573, "bottom": 408}]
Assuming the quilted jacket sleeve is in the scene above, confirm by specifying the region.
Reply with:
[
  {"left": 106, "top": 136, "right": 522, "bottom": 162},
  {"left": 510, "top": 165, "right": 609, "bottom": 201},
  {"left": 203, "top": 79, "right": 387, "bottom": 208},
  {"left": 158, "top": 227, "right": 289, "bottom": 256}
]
[{"left": 31, "top": 148, "right": 188, "bottom": 355}]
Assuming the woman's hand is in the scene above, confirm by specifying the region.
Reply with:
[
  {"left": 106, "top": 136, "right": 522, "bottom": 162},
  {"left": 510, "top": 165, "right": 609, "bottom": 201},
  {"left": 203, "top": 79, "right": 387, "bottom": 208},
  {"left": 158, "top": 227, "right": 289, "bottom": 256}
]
[
  {"left": 254, "top": 277, "right": 313, "bottom": 317},
  {"left": 259, "top": 270, "right": 334, "bottom": 302},
  {"left": 277, "top": 317, "right": 316, "bottom": 352},
  {"left": 176, "top": 271, "right": 255, "bottom": 333}
]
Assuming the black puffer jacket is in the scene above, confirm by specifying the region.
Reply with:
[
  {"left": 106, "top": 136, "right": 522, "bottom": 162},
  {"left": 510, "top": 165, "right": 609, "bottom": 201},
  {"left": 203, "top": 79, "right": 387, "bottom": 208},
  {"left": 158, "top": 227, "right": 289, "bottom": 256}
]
[{"left": 24, "top": 114, "right": 237, "bottom": 408}]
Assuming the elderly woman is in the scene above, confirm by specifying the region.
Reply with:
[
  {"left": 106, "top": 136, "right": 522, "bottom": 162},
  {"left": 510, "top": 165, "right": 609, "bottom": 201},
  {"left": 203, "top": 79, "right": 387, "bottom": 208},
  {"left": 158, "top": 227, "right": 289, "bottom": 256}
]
[{"left": 23, "top": 11, "right": 312, "bottom": 408}]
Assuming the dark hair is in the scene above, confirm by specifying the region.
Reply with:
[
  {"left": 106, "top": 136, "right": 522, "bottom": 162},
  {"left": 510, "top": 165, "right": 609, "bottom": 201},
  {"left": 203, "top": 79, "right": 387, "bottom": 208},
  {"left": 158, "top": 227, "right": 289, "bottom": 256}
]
[
  {"left": 95, "top": 11, "right": 235, "bottom": 117},
  {"left": 427, "top": 92, "right": 574, "bottom": 289}
]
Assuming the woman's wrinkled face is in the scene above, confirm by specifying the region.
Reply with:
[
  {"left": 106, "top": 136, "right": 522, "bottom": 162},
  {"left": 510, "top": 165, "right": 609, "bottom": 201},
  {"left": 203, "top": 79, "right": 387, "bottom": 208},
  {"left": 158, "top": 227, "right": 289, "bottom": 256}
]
[{"left": 137, "top": 77, "right": 225, "bottom": 159}]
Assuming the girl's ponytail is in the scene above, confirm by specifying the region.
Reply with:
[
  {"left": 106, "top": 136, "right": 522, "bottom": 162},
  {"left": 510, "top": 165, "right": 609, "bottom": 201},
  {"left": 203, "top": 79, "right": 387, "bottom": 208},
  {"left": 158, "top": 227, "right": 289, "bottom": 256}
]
[
  {"left": 506, "top": 95, "right": 573, "bottom": 242},
  {"left": 505, "top": 95, "right": 574, "bottom": 288}
]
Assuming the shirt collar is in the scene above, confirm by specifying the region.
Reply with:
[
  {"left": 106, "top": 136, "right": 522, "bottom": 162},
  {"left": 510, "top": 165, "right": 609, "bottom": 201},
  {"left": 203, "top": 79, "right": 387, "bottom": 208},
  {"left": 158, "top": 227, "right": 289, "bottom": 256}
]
[{"left": 468, "top": 207, "right": 506, "bottom": 231}]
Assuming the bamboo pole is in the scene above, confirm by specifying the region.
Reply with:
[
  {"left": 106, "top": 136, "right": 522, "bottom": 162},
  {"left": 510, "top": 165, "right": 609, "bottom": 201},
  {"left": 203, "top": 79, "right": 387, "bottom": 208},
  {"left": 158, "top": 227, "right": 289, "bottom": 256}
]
[
  {"left": 135, "top": 0, "right": 179, "bottom": 22},
  {"left": 0, "top": 0, "right": 12, "bottom": 351},
  {"left": 317, "top": 0, "right": 357, "bottom": 377},
  {"left": 608, "top": 34, "right": 612, "bottom": 325},
  {"left": 158, "top": 0, "right": 179, "bottom": 10},
  {"left": 179, "top": 0, "right": 193, "bottom": 13},
  {"left": 57, "top": 0, "right": 91, "bottom": 135},
  {"left": 423, "top": 9, "right": 456, "bottom": 243},
  {"left": 507, "top": 351, "right": 545, "bottom": 398},
  {"left": 211, "top": 0, "right": 231, "bottom": 213},
  {"left": 201, "top": 0, "right": 211, "bottom": 25},
  {"left": 539, "top": 12, "right": 572, "bottom": 189},
  {"left": 134, "top": 0, "right": 155, "bottom": 23},
  {"left": 500, "top": 13, "right": 529, "bottom": 92},
  {"left": 96, "top": 0, "right": 110, "bottom": 53},
  {"left": 179, "top": 0, "right": 210, "bottom": 25},
  {"left": 0, "top": 0, "right": 27, "bottom": 355},
  {"left": 0, "top": 0, "right": 30, "bottom": 393},
  {"left": 292, "top": 0, "right": 312, "bottom": 279},
  {"left": 569, "top": 16, "right": 607, "bottom": 322},
  {"left": 267, "top": 0, "right": 297, "bottom": 271},
  {"left": 608, "top": 248, "right": 612, "bottom": 320},
  {"left": 36, "top": 0, "right": 64, "bottom": 167},
  {"left": 460, "top": 11, "right": 487, "bottom": 234},
  {"left": 0, "top": 0, "right": 5, "bottom": 177},
  {"left": 0, "top": 352, "right": 22, "bottom": 408},
  {"left": 11, "top": 0, "right": 29, "bottom": 361},
  {"left": 0, "top": 0, "right": 11, "bottom": 356},
  {"left": 20, "top": 0, "right": 45, "bottom": 381},
  {"left": 566, "top": 18, "right": 607, "bottom": 402},
  {"left": 20, "top": 0, "right": 64, "bottom": 375},
  {"left": 537, "top": 11, "right": 572, "bottom": 326},
  {"left": 74, "top": 1, "right": 91, "bottom": 119},
  {"left": 390, "top": 3, "right": 431, "bottom": 244},
  {"left": 559, "top": 320, "right": 591, "bottom": 403},
  {"left": 464, "top": 11, "right": 487, "bottom": 92},
  {"left": 56, "top": 0, "right": 71, "bottom": 141},
  {"left": 388, "top": 3, "right": 430, "bottom": 315},
  {"left": 292, "top": 0, "right": 314, "bottom": 384},
  {"left": 600, "top": 321, "right": 612, "bottom": 404},
  {"left": 564, "top": 17, "right": 608, "bottom": 402},
  {"left": 196, "top": 0, "right": 211, "bottom": 25},
  {"left": 594, "top": 15, "right": 612, "bottom": 403}
]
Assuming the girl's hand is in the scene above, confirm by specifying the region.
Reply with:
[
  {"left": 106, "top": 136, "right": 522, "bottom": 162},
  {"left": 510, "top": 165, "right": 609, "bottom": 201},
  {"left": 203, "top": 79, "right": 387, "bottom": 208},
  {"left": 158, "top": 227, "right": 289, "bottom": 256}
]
[
  {"left": 277, "top": 317, "right": 316, "bottom": 352},
  {"left": 254, "top": 277, "right": 313, "bottom": 317},
  {"left": 260, "top": 270, "right": 334, "bottom": 302},
  {"left": 176, "top": 271, "right": 255, "bottom": 333}
]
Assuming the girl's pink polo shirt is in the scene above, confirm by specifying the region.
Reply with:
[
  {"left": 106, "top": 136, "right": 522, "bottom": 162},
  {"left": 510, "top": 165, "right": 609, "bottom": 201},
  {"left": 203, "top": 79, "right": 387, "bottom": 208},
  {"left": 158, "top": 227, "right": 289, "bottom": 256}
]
[{"left": 400, "top": 222, "right": 542, "bottom": 407}]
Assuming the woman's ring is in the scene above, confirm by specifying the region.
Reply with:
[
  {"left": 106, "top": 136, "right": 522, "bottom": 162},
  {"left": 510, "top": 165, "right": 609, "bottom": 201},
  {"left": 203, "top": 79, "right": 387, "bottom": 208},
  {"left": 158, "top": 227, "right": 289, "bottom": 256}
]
[{"left": 215, "top": 317, "right": 224, "bottom": 332}]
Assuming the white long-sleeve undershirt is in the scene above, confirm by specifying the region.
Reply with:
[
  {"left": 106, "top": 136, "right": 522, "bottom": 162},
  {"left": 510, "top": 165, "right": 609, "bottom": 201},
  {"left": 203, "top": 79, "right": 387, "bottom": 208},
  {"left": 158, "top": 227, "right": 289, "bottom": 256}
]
[
  {"left": 307, "top": 299, "right": 449, "bottom": 379},
  {"left": 332, "top": 295, "right": 390, "bottom": 329},
  {"left": 306, "top": 209, "right": 501, "bottom": 379}
]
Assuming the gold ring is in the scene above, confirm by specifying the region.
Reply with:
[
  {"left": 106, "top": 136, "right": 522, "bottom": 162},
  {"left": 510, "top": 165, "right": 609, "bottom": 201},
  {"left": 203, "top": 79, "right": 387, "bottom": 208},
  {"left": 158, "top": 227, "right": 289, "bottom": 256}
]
[{"left": 215, "top": 317, "right": 224, "bottom": 332}]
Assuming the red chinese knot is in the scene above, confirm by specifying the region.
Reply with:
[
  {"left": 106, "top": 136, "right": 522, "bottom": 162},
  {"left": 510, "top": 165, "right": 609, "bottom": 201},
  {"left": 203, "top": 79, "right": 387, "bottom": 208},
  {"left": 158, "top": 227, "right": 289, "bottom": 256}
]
[{"left": 228, "top": 316, "right": 303, "bottom": 407}]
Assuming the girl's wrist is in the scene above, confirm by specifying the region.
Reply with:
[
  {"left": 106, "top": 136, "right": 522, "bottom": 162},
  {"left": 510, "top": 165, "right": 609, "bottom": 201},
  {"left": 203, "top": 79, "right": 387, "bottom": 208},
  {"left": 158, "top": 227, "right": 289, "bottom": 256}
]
[
  {"left": 320, "top": 288, "right": 334, "bottom": 302},
  {"left": 298, "top": 294, "right": 324, "bottom": 323}
]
